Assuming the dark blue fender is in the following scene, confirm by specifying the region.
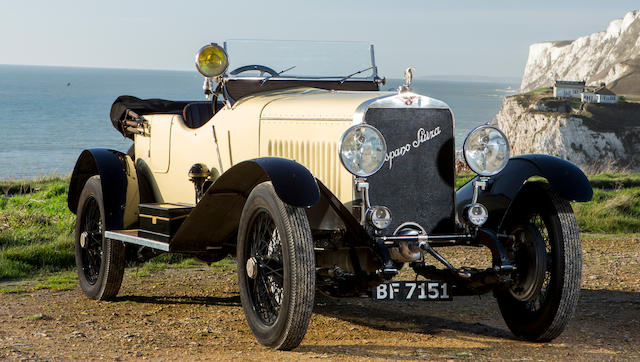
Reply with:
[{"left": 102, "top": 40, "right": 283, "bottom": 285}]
[
  {"left": 456, "top": 154, "right": 593, "bottom": 230},
  {"left": 68, "top": 149, "right": 128, "bottom": 230},
  {"left": 170, "top": 157, "right": 319, "bottom": 252}
]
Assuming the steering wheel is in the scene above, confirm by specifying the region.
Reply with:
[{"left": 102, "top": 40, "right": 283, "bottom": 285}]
[{"left": 229, "top": 64, "right": 279, "bottom": 77}]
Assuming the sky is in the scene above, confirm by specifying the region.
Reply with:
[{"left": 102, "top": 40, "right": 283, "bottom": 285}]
[{"left": 0, "top": 1, "right": 638, "bottom": 80}]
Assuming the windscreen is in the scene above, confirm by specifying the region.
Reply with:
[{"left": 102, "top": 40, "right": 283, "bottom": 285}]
[{"left": 224, "top": 39, "right": 375, "bottom": 79}]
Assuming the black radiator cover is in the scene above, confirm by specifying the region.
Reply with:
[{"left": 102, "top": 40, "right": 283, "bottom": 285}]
[{"left": 365, "top": 108, "right": 456, "bottom": 235}]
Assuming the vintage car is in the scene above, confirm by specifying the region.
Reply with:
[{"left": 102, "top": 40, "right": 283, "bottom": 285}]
[{"left": 67, "top": 40, "right": 593, "bottom": 350}]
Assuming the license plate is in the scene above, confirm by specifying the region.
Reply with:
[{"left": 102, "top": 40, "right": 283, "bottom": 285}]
[{"left": 372, "top": 281, "right": 452, "bottom": 301}]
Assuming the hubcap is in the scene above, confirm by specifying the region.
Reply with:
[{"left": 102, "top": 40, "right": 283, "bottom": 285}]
[
  {"left": 80, "top": 231, "right": 88, "bottom": 248},
  {"left": 246, "top": 257, "right": 259, "bottom": 279}
]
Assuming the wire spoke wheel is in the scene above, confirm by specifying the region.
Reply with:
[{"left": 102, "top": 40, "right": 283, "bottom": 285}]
[
  {"left": 237, "top": 182, "right": 315, "bottom": 350},
  {"left": 496, "top": 182, "right": 582, "bottom": 341},
  {"left": 246, "top": 210, "right": 284, "bottom": 325},
  {"left": 74, "top": 176, "right": 125, "bottom": 300}
]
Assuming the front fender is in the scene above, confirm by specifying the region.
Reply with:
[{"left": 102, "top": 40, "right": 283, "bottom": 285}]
[
  {"left": 169, "top": 157, "right": 319, "bottom": 253},
  {"left": 67, "top": 149, "right": 128, "bottom": 230},
  {"left": 253, "top": 157, "right": 320, "bottom": 208},
  {"left": 456, "top": 154, "right": 592, "bottom": 230}
]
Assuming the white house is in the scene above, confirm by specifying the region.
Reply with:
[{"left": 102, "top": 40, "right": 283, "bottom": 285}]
[
  {"left": 595, "top": 86, "right": 618, "bottom": 103},
  {"left": 553, "top": 80, "right": 585, "bottom": 98},
  {"left": 580, "top": 86, "right": 618, "bottom": 104}
]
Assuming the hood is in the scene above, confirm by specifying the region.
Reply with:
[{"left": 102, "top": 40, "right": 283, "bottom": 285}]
[
  {"left": 257, "top": 88, "right": 450, "bottom": 122},
  {"left": 258, "top": 88, "right": 396, "bottom": 122}
]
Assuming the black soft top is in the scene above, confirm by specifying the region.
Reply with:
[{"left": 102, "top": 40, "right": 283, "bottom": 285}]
[{"left": 110, "top": 96, "right": 195, "bottom": 137}]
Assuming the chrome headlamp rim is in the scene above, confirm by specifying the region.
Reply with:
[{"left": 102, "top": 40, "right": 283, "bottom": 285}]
[
  {"left": 462, "top": 124, "right": 510, "bottom": 177},
  {"left": 339, "top": 123, "right": 387, "bottom": 177},
  {"left": 194, "top": 43, "right": 229, "bottom": 78}
]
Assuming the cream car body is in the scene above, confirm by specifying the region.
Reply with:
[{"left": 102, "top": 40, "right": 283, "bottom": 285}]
[{"left": 136, "top": 89, "right": 392, "bottom": 204}]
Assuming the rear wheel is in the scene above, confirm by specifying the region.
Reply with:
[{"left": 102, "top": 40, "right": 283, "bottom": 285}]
[
  {"left": 496, "top": 182, "right": 582, "bottom": 341},
  {"left": 74, "top": 176, "right": 125, "bottom": 300},
  {"left": 237, "top": 182, "right": 315, "bottom": 350}
]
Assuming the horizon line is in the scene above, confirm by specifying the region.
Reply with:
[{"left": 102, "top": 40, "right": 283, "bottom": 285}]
[{"left": 0, "top": 63, "right": 522, "bottom": 81}]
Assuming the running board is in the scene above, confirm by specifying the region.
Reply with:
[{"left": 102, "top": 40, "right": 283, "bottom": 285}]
[{"left": 105, "top": 230, "right": 170, "bottom": 252}]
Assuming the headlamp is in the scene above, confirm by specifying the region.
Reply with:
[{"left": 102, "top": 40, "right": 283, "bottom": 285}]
[
  {"left": 339, "top": 124, "right": 387, "bottom": 177},
  {"left": 463, "top": 125, "right": 510, "bottom": 176}
]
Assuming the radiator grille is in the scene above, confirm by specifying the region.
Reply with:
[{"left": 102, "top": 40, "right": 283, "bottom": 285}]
[
  {"left": 267, "top": 140, "right": 341, "bottom": 196},
  {"left": 366, "top": 108, "right": 456, "bottom": 234}
]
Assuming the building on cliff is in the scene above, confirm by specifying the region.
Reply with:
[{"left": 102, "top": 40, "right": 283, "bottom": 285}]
[
  {"left": 581, "top": 86, "right": 618, "bottom": 104},
  {"left": 594, "top": 86, "right": 618, "bottom": 103},
  {"left": 493, "top": 92, "right": 639, "bottom": 172},
  {"left": 553, "top": 80, "right": 585, "bottom": 98}
]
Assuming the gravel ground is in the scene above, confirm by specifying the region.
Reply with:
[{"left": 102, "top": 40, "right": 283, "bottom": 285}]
[{"left": 1, "top": 235, "right": 639, "bottom": 361}]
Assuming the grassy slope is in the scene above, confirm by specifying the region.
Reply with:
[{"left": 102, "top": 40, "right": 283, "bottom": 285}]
[
  {"left": 573, "top": 173, "right": 640, "bottom": 233},
  {"left": 1, "top": 174, "right": 639, "bottom": 281},
  {"left": 0, "top": 177, "right": 75, "bottom": 279}
]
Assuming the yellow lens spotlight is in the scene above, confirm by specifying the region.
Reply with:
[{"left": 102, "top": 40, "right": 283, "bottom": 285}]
[{"left": 195, "top": 43, "right": 229, "bottom": 78}]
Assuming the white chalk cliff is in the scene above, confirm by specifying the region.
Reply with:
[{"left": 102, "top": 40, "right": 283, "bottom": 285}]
[
  {"left": 493, "top": 96, "right": 640, "bottom": 171},
  {"left": 521, "top": 10, "right": 640, "bottom": 94}
]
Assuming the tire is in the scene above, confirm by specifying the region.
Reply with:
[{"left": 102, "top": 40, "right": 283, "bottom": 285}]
[
  {"left": 496, "top": 182, "right": 582, "bottom": 341},
  {"left": 237, "top": 182, "right": 315, "bottom": 350},
  {"left": 74, "top": 176, "right": 125, "bottom": 300}
]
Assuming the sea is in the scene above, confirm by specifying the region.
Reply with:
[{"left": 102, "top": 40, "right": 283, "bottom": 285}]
[{"left": 0, "top": 65, "right": 519, "bottom": 179}]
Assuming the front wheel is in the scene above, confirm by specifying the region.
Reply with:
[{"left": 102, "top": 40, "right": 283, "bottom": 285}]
[
  {"left": 237, "top": 182, "right": 315, "bottom": 350},
  {"left": 496, "top": 182, "right": 582, "bottom": 341}
]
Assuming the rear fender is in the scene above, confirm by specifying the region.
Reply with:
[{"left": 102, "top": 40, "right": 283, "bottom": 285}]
[
  {"left": 68, "top": 149, "right": 140, "bottom": 230},
  {"left": 170, "top": 157, "right": 319, "bottom": 252},
  {"left": 456, "top": 154, "right": 592, "bottom": 230}
]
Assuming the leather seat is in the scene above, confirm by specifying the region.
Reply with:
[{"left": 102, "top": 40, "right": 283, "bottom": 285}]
[{"left": 182, "top": 102, "right": 214, "bottom": 129}]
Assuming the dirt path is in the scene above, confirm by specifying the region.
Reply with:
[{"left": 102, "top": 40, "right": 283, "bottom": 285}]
[{"left": 1, "top": 236, "right": 639, "bottom": 361}]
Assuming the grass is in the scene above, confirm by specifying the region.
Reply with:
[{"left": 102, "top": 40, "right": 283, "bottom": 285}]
[
  {"left": 573, "top": 176, "right": 640, "bottom": 234},
  {"left": 34, "top": 270, "right": 77, "bottom": 291},
  {"left": 131, "top": 255, "right": 234, "bottom": 277},
  {"left": 587, "top": 173, "right": 640, "bottom": 189},
  {"left": 0, "top": 286, "right": 28, "bottom": 294},
  {"left": 456, "top": 173, "right": 475, "bottom": 188},
  {"left": 538, "top": 97, "right": 582, "bottom": 111},
  {"left": 619, "top": 94, "right": 640, "bottom": 103},
  {"left": 528, "top": 87, "right": 553, "bottom": 96},
  {"left": 130, "top": 254, "right": 192, "bottom": 277},
  {"left": 515, "top": 87, "right": 553, "bottom": 108},
  {"left": 0, "top": 177, "right": 75, "bottom": 279},
  {"left": 0, "top": 174, "right": 639, "bottom": 281}
]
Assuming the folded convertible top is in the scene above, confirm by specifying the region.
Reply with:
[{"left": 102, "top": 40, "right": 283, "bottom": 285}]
[{"left": 110, "top": 95, "right": 194, "bottom": 137}]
